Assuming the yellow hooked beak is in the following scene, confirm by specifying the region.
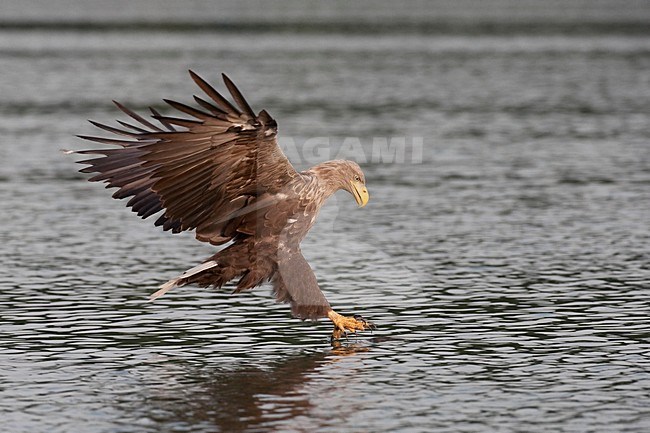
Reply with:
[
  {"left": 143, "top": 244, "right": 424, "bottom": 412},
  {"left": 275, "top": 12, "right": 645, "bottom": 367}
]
[{"left": 350, "top": 180, "right": 369, "bottom": 208}]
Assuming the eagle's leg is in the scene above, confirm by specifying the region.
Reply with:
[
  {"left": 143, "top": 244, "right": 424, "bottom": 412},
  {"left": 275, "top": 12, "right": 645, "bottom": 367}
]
[{"left": 327, "top": 310, "right": 376, "bottom": 340}]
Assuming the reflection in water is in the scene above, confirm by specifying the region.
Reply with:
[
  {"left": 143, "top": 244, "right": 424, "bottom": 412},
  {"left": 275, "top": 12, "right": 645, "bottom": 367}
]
[{"left": 140, "top": 344, "right": 370, "bottom": 432}]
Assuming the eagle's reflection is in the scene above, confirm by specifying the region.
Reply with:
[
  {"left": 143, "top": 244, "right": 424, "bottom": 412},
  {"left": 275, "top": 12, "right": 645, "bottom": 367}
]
[{"left": 144, "top": 342, "right": 371, "bottom": 432}]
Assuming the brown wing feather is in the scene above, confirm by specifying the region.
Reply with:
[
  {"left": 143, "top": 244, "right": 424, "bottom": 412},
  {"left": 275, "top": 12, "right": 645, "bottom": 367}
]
[{"left": 76, "top": 71, "right": 297, "bottom": 245}]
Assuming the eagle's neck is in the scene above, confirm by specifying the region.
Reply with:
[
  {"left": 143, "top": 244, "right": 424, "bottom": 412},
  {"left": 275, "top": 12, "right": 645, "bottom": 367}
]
[{"left": 303, "top": 161, "right": 347, "bottom": 200}]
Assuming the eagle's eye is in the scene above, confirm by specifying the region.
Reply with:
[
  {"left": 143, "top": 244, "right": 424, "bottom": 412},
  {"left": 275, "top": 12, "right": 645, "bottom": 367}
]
[{"left": 354, "top": 175, "right": 361, "bottom": 182}]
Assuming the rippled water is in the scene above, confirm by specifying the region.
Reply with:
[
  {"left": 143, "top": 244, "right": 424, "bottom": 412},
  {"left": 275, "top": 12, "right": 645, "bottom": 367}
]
[{"left": 2, "top": 1, "right": 650, "bottom": 432}]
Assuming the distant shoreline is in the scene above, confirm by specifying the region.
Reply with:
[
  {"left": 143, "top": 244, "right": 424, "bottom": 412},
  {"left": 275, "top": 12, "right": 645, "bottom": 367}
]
[{"left": 1, "top": 20, "right": 649, "bottom": 36}]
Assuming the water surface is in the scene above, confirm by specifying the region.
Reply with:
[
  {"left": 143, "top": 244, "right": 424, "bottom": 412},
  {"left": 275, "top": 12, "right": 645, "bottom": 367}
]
[{"left": 1, "top": 1, "right": 650, "bottom": 432}]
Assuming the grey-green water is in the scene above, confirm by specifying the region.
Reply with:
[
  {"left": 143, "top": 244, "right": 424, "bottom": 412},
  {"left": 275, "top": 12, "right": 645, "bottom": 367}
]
[{"left": 1, "top": 1, "right": 650, "bottom": 432}]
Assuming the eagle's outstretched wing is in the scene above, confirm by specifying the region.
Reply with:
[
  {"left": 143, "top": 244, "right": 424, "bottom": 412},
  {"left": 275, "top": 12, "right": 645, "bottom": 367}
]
[{"left": 76, "top": 71, "right": 297, "bottom": 245}]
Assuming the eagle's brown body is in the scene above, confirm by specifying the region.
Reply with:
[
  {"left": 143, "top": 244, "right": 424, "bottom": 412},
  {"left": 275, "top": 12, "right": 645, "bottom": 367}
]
[
  {"left": 76, "top": 71, "right": 373, "bottom": 339},
  {"left": 166, "top": 161, "right": 358, "bottom": 320}
]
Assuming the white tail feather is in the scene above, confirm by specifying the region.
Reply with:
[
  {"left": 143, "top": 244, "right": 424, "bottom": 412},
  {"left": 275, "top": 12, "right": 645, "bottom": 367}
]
[
  {"left": 148, "top": 278, "right": 180, "bottom": 302},
  {"left": 148, "top": 260, "right": 218, "bottom": 302}
]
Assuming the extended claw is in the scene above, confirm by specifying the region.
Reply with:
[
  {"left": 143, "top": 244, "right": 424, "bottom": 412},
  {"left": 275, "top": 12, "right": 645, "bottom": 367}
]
[
  {"left": 328, "top": 310, "right": 376, "bottom": 341},
  {"left": 353, "top": 314, "right": 377, "bottom": 331}
]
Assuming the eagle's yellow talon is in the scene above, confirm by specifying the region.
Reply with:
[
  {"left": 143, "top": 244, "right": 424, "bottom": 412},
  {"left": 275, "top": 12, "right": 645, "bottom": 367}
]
[{"left": 328, "top": 310, "right": 375, "bottom": 341}]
